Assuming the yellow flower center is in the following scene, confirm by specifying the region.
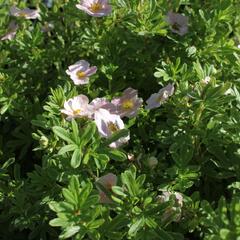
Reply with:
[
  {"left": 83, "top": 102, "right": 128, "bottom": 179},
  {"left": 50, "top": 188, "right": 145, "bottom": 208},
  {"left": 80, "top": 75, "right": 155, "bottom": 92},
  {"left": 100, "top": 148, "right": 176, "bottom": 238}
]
[
  {"left": 157, "top": 91, "right": 168, "bottom": 103},
  {"left": 90, "top": 3, "right": 102, "bottom": 12},
  {"left": 107, "top": 122, "right": 119, "bottom": 133},
  {"left": 73, "top": 109, "right": 81, "bottom": 115},
  {"left": 19, "top": 12, "right": 27, "bottom": 17},
  {"left": 157, "top": 96, "right": 164, "bottom": 103},
  {"left": 76, "top": 70, "right": 86, "bottom": 79},
  {"left": 122, "top": 99, "right": 134, "bottom": 110},
  {"left": 172, "top": 23, "right": 180, "bottom": 31}
]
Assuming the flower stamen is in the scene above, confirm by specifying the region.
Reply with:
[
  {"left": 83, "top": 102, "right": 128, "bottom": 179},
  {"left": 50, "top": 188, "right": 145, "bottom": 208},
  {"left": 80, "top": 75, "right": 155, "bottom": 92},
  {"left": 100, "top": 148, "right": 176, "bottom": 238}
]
[
  {"left": 172, "top": 22, "right": 181, "bottom": 31},
  {"left": 107, "top": 122, "right": 119, "bottom": 133},
  {"left": 90, "top": 3, "right": 102, "bottom": 12},
  {"left": 122, "top": 99, "right": 134, "bottom": 110},
  {"left": 19, "top": 12, "right": 27, "bottom": 17},
  {"left": 73, "top": 109, "right": 81, "bottom": 115},
  {"left": 76, "top": 70, "right": 86, "bottom": 79}
]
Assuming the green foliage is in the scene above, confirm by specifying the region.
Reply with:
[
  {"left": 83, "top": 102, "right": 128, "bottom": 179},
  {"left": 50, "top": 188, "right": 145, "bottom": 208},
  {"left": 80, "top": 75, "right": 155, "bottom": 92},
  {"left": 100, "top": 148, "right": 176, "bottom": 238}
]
[
  {"left": 0, "top": 0, "right": 240, "bottom": 239},
  {"left": 199, "top": 194, "right": 240, "bottom": 240},
  {"left": 49, "top": 176, "right": 104, "bottom": 239}
]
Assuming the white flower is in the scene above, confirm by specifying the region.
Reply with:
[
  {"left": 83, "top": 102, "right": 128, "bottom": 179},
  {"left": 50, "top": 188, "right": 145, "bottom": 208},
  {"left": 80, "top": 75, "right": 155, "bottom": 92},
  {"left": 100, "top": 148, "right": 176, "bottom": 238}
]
[
  {"left": 94, "top": 108, "right": 129, "bottom": 148},
  {"left": 66, "top": 60, "right": 97, "bottom": 85},
  {"left": 61, "top": 95, "right": 93, "bottom": 120},
  {"left": 10, "top": 6, "right": 40, "bottom": 19},
  {"left": 90, "top": 97, "right": 116, "bottom": 115},
  {"left": 157, "top": 191, "right": 183, "bottom": 206},
  {"left": 111, "top": 87, "right": 143, "bottom": 118},
  {"left": 76, "top": 0, "right": 112, "bottom": 17},
  {"left": 145, "top": 83, "right": 174, "bottom": 110},
  {"left": 157, "top": 191, "right": 183, "bottom": 222},
  {"left": 166, "top": 12, "right": 188, "bottom": 36},
  {"left": 202, "top": 76, "right": 211, "bottom": 84},
  {"left": 1, "top": 21, "right": 18, "bottom": 41}
]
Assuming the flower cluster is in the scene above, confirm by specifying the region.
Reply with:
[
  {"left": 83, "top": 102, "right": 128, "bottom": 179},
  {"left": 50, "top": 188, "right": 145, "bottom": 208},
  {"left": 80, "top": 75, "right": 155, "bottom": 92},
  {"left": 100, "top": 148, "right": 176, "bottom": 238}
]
[
  {"left": 62, "top": 60, "right": 175, "bottom": 148},
  {"left": 1, "top": 1, "right": 188, "bottom": 43},
  {"left": 1, "top": 2, "right": 177, "bottom": 150}
]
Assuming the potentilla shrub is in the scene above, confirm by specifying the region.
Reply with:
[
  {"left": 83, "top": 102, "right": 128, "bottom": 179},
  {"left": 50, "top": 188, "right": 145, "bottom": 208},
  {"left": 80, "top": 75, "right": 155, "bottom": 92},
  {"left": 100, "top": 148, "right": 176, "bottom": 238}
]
[{"left": 0, "top": 0, "right": 240, "bottom": 239}]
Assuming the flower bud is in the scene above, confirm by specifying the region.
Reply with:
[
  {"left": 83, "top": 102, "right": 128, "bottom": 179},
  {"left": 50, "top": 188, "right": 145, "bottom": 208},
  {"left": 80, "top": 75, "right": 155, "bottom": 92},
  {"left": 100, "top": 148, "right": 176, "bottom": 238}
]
[
  {"left": 147, "top": 156, "right": 158, "bottom": 169},
  {"left": 39, "top": 136, "right": 48, "bottom": 148}
]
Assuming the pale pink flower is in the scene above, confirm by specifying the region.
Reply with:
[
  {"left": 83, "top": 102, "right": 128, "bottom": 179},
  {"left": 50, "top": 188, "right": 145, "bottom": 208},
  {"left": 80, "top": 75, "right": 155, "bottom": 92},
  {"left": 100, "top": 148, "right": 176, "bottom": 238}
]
[
  {"left": 166, "top": 12, "right": 188, "bottom": 36},
  {"left": 157, "top": 191, "right": 183, "bottom": 222},
  {"left": 10, "top": 6, "right": 40, "bottom": 19},
  {"left": 66, "top": 60, "right": 97, "bottom": 85},
  {"left": 61, "top": 95, "right": 93, "bottom": 120},
  {"left": 89, "top": 97, "right": 116, "bottom": 115},
  {"left": 96, "top": 173, "right": 117, "bottom": 203},
  {"left": 1, "top": 21, "right": 18, "bottom": 41},
  {"left": 111, "top": 88, "right": 143, "bottom": 118},
  {"left": 158, "top": 191, "right": 183, "bottom": 207},
  {"left": 202, "top": 76, "right": 211, "bottom": 84},
  {"left": 145, "top": 83, "right": 174, "bottom": 110},
  {"left": 76, "top": 0, "right": 112, "bottom": 17},
  {"left": 94, "top": 108, "right": 130, "bottom": 148}
]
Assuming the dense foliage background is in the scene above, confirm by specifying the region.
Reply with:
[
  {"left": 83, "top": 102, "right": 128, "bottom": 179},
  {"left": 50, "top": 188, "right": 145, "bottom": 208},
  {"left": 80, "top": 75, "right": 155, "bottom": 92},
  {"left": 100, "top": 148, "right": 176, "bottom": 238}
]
[{"left": 1, "top": 0, "right": 240, "bottom": 239}]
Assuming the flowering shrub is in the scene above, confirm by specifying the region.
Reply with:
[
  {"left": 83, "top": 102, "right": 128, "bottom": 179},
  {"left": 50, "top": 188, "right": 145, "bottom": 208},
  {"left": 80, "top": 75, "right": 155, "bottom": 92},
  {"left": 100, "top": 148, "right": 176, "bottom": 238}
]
[{"left": 0, "top": 0, "right": 240, "bottom": 239}]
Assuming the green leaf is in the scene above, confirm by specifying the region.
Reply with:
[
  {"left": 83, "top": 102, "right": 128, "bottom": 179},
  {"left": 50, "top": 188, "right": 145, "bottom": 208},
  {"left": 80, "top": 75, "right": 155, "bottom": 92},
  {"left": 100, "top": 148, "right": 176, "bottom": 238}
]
[
  {"left": 2, "top": 157, "right": 15, "bottom": 169},
  {"left": 49, "top": 218, "right": 68, "bottom": 227},
  {"left": 169, "top": 135, "right": 194, "bottom": 167},
  {"left": 48, "top": 201, "right": 75, "bottom": 213},
  {"left": 71, "top": 119, "right": 80, "bottom": 144},
  {"left": 220, "top": 229, "right": 231, "bottom": 239},
  {"left": 78, "top": 183, "right": 92, "bottom": 208},
  {"left": 136, "top": 175, "right": 146, "bottom": 187},
  {"left": 112, "top": 186, "right": 127, "bottom": 198},
  {"left": 128, "top": 217, "right": 145, "bottom": 236},
  {"left": 83, "top": 151, "right": 90, "bottom": 165},
  {"left": 80, "top": 122, "right": 96, "bottom": 146},
  {"left": 69, "top": 176, "right": 80, "bottom": 194},
  {"left": 53, "top": 126, "right": 75, "bottom": 144},
  {"left": 59, "top": 226, "right": 80, "bottom": 239},
  {"left": 94, "top": 154, "right": 109, "bottom": 170},
  {"left": 102, "top": 215, "right": 129, "bottom": 233},
  {"left": 156, "top": 228, "right": 174, "bottom": 240},
  {"left": 71, "top": 148, "right": 82, "bottom": 168},
  {"left": 88, "top": 219, "right": 105, "bottom": 229},
  {"left": 0, "top": 104, "right": 9, "bottom": 115},
  {"left": 121, "top": 166, "right": 138, "bottom": 196},
  {"left": 103, "top": 129, "right": 129, "bottom": 147},
  {"left": 144, "top": 217, "right": 157, "bottom": 228},
  {"left": 106, "top": 149, "right": 127, "bottom": 162},
  {"left": 58, "top": 202, "right": 75, "bottom": 212},
  {"left": 62, "top": 189, "right": 76, "bottom": 205},
  {"left": 205, "top": 82, "right": 232, "bottom": 100},
  {"left": 58, "top": 144, "right": 77, "bottom": 155}
]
